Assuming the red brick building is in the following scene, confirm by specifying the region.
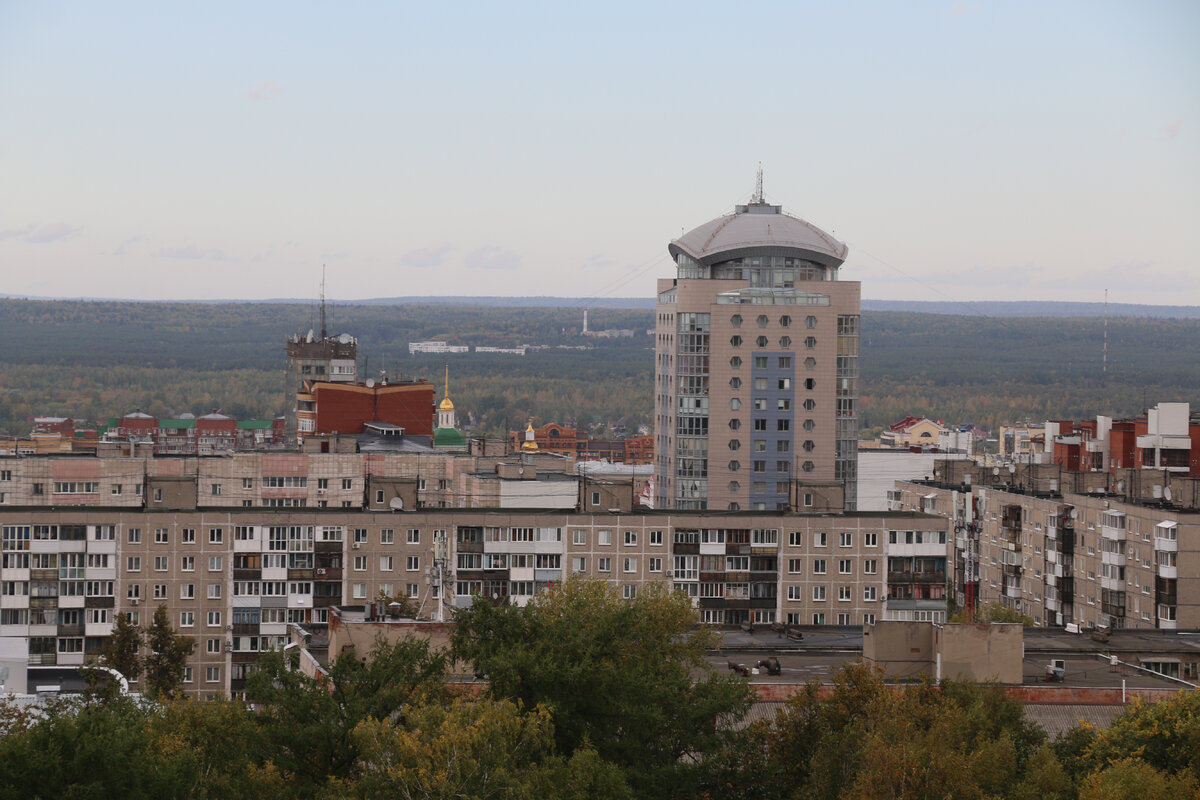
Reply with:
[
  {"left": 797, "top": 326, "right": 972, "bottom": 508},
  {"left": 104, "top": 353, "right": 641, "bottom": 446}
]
[
  {"left": 508, "top": 423, "right": 653, "bottom": 465},
  {"left": 297, "top": 380, "right": 436, "bottom": 440}
]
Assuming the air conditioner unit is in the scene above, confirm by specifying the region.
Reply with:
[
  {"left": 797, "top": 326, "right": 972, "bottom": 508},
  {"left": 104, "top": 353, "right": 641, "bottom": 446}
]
[
  {"left": 316, "top": 568, "right": 327, "bottom": 576},
  {"left": 129, "top": 598, "right": 139, "bottom": 606},
  {"left": 317, "top": 488, "right": 326, "bottom": 494},
  {"left": 352, "top": 542, "right": 361, "bottom": 549}
]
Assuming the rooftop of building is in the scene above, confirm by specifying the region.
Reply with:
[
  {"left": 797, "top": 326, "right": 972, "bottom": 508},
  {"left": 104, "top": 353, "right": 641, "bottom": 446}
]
[{"left": 670, "top": 195, "right": 848, "bottom": 268}]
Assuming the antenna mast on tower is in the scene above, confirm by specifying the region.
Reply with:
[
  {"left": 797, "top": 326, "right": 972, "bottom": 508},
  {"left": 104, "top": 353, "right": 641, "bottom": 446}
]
[
  {"left": 752, "top": 163, "right": 764, "bottom": 203},
  {"left": 320, "top": 265, "right": 328, "bottom": 340},
  {"left": 1103, "top": 288, "right": 1108, "bottom": 375}
]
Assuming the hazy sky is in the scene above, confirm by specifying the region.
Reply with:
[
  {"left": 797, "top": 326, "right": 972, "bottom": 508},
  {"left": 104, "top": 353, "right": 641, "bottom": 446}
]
[{"left": 2, "top": 2, "right": 1197, "bottom": 305}]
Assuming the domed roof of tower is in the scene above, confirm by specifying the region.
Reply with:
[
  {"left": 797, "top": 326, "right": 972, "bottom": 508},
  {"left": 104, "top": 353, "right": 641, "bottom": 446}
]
[
  {"left": 433, "top": 426, "right": 466, "bottom": 447},
  {"left": 670, "top": 189, "right": 847, "bottom": 268},
  {"left": 439, "top": 396, "right": 455, "bottom": 412}
]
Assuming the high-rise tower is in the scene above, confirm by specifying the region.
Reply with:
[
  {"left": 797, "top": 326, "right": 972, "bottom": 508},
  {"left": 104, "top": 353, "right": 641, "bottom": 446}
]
[{"left": 654, "top": 185, "right": 860, "bottom": 511}]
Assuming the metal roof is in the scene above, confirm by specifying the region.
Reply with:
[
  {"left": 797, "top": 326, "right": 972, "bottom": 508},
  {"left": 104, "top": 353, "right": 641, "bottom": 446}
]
[{"left": 670, "top": 201, "right": 848, "bottom": 268}]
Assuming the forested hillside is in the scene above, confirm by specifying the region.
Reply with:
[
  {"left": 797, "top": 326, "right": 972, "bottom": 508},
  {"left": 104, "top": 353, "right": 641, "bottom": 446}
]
[{"left": 0, "top": 298, "right": 1195, "bottom": 438}]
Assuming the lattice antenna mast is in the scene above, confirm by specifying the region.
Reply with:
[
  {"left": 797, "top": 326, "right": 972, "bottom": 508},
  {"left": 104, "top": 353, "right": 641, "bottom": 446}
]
[
  {"left": 752, "top": 163, "right": 764, "bottom": 203},
  {"left": 319, "top": 265, "right": 328, "bottom": 340}
]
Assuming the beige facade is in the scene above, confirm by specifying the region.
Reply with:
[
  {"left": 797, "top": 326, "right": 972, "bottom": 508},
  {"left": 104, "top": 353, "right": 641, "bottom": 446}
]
[
  {"left": 0, "top": 502, "right": 944, "bottom": 696},
  {"left": 894, "top": 462, "right": 1199, "bottom": 631},
  {"left": 864, "top": 620, "right": 1023, "bottom": 683},
  {"left": 654, "top": 195, "right": 860, "bottom": 513}
]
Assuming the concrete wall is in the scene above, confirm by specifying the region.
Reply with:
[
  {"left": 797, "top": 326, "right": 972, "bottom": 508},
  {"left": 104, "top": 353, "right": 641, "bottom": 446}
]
[
  {"left": 863, "top": 620, "right": 934, "bottom": 679},
  {"left": 937, "top": 623, "right": 1023, "bottom": 684}
]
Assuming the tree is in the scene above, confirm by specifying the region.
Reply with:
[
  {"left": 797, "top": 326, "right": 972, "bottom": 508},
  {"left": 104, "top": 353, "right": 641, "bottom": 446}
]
[
  {"left": 245, "top": 634, "right": 447, "bottom": 796},
  {"left": 1081, "top": 691, "right": 1200, "bottom": 782},
  {"left": 349, "top": 696, "right": 632, "bottom": 800},
  {"left": 142, "top": 605, "right": 195, "bottom": 700},
  {"left": 451, "top": 577, "right": 754, "bottom": 799},
  {"left": 950, "top": 601, "right": 1037, "bottom": 627},
  {"left": 98, "top": 611, "right": 142, "bottom": 685}
]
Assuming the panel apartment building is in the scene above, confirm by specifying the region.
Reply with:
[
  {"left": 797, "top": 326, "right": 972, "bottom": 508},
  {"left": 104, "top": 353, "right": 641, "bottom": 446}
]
[
  {"left": 654, "top": 185, "right": 860, "bottom": 512},
  {"left": 892, "top": 458, "right": 1199, "bottom": 632},
  {"left": 0, "top": 449, "right": 944, "bottom": 696}
]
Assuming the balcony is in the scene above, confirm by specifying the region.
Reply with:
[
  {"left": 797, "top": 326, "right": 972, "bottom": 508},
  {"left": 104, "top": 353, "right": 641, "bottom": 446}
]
[
  {"left": 1157, "top": 562, "right": 1177, "bottom": 580},
  {"left": 1045, "top": 595, "right": 1059, "bottom": 612},
  {"left": 28, "top": 653, "right": 56, "bottom": 666},
  {"left": 1004, "top": 583, "right": 1021, "bottom": 600},
  {"left": 887, "top": 571, "right": 946, "bottom": 584},
  {"left": 1100, "top": 525, "right": 1125, "bottom": 543},
  {"left": 1100, "top": 550, "right": 1126, "bottom": 567}
]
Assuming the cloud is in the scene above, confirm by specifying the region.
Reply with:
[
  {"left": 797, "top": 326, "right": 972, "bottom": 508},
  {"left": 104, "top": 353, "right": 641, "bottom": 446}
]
[
  {"left": 155, "top": 244, "right": 228, "bottom": 260},
  {"left": 23, "top": 223, "right": 83, "bottom": 243},
  {"left": 0, "top": 224, "right": 35, "bottom": 241},
  {"left": 113, "top": 235, "right": 144, "bottom": 256},
  {"left": 464, "top": 246, "right": 521, "bottom": 271},
  {"left": 247, "top": 81, "right": 285, "bottom": 101},
  {"left": 1163, "top": 118, "right": 1183, "bottom": 139},
  {"left": 400, "top": 242, "right": 452, "bottom": 268}
]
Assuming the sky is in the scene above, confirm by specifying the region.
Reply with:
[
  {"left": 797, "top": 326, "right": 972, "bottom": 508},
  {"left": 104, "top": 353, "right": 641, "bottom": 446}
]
[{"left": 1, "top": 2, "right": 1197, "bottom": 305}]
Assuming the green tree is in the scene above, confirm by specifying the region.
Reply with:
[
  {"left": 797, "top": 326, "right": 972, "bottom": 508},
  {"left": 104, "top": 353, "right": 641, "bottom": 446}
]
[
  {"left": 244, "top": 634, "right": 447, "bottom": 796},
  {"left": 98, "top": 611, "right": 142, "bottom": 685},
  {"left": 1082, "top": 691, "right": 1200, "bottom": 782},
  {"left": 142, "top": 605, "right": 195, "bottom": 700},
  {"left": 348, "top": 696, "right": 632, "bottom": 800},
  {"left": 452, "top": 577, "right": 754, "bottom": 799}
]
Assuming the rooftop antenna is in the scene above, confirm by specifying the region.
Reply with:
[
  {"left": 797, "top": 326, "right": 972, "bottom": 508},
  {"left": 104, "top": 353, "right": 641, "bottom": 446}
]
[
  {"left": 319, "top": 265, "right": 328, "bottom": 340},
  {"left": 752, "top": 162, "right": 764, "bottom": 203}
]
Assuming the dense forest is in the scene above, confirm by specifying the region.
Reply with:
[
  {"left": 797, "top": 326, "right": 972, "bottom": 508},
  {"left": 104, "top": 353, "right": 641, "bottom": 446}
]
[{"left": 0, "top": 297, "right": 1195, "bottom": 438}]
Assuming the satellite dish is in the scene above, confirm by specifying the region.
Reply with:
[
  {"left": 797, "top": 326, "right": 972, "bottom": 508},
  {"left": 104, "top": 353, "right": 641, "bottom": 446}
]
[
  {"left": 1071, "top": 508, "right": 1079, "bottom": 519},
  {"left": 1164, "top": 487, "right": 1173, "bottom": 502},
  {"left": 365, "top": 378, "right": 376, "bottom": 388},
  {"left": 1008, "top": 465, "right": 1016, "bottom": 474},
  {"left": 993, "top": 467, "right": 1000, "bottom": 476},
  {"left": 389, "top": 497, "right": 404, "bottom": 511},
  {"left": 1116, "top": 480, "right": 1124, "bottom": 493}
]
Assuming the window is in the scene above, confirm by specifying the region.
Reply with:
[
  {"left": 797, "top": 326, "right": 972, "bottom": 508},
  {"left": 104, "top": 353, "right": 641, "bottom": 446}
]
[
  {"left": 650, "top": 530, "right": 663, "bottom": 546},
  {"left": 207, "top": 638, "right": 221, "bottom": 654},
  {"left": 864, "top": 532, "right": 878, "bottom": 547},
  {"left": 838, "top": 586, "right": 852, "bottom": 601},
  {"left": 153, "top": 584, "right": 167, "bottom": 599},
  {"left": 598, "top": 557, "right": 612, "bottom": 573},
  {"left": 154, "top": 529, "right": 169, "bottom": 544},
  {"left": 154, "top": 556, "right": 168, "bottom": 571},
  {"left": 181, "top": 556, "right": 195, "bottom": 572},
  {"left": 649, "top": 557, "right": 662, "bottom": 572},
  {"left": 353, "top": 556, "right": 367, "bottom": 571},
  {"left": 730, "top": 356, "right": 741, "bottom": 368},
  {"left": 211, "top": 483, "right": 222, "bottom": 496},
  {"left": 352, "top": 583, "right": 366, "bottom": 599},
  {"left": 730, "top": 398, "right": 741, "bottom": 411},
  {"left": 208, "top": 583, "right": 222, "bottom": 599},
  {"left": 180, "top": 584, "right": 194, "bottom": 599},
  {"left": 572, "top": 529, "right": 587, "bottom": 546},
  {"left": 205, "top": 666, "right": 220, "bottom": 683},
  {"left": 839, "top": 560, "right": 852, "bottom": 574},
  {"left": 354, "top": 528, "right": 368, "bottom": 544},
  {"left": 787, "top": 558, "right": 803, "bottom": 573},
  {"left": 864, "top": 559, "right": 878, "bottom": 574},
  {"left": 864, "top": 586, "right": 877, "bottom": 601},
  {"left": 813, "top": 586, "right": 826, "bottom": 601},
  {"left": 839, "top": 532, "right": 852, "bottom": 547},
  {"left": 182, "top": 529, "right": 196, "bottom": 544},
  {"left": 598, "top": 530, "right": 612, "bottom": 546},
  {"left": 755, "top": 335, "right": 768, "bottom": 347},
  {"left": 813, "top": 559, "right": 826, "bottom": 574},
  {"left": 180, "top": 611, "right": 195, "bottom": 627},
  {"left": 406, "top": 529, "right": 420, "bottom": 544},
  {"left": 127, "top": 556, "right": 141, "bottom": 571},
  {"left": 803, "top": 419, "right": 815, "bottom": 432},
  {"left": 624, "top": 530, "right": 637, "bottom": 546},
  {"left": 777, "top": 419, "right": 790, "bottom": 431},
  {"left": 805, "top": 336, "right": 816, "bottom": 348},
  {"left": 802, "top": 461, "right": 815, "bottom": 473},
  {"left": 127, "top": 528, "right": 141, "bottom": 544},
  {"left": 342, "top": 478, "right": 353, "bottom": 490},
  {"left": 730, "top": 335, "right": 742, "bottom": 347},
  {"left": 730, "top": 314, "right": 742, "bottom": 327},
  {"left": 805, "top": 315, "right": 817, "bottom": 328},
  {"left": 406, "top": 556, "right": 420, "bottom": 571},
  {"left": 380, "top": 556, "right": 394, "bottom": 571},
  {"left": 242, "top": 478, "right": 253, "bottom": 489},
  {"left": 208, "top": 556, "right": 223, "bottom": 571},
  {"left": 863, "top": 613, "right": 876, "bottom": 625},
  {"left": 814, "top": 532, "right": 827, "bottom": 547},
  {"left": 787, "top": 586, "right": 804, "bottom": 600},
  {"left": 729, "top": 377, "right": 741, "bottom": 389},
  {"left": 778, "top": 378, "right": 791, "bottom": 390},
  {"left": 208, "top": 528, "right": 223, "bottom": 544},
  {"left": 623, "top": 557, "right": 638, "bottom": 573},
  {"left": 623, "top": 585, "right": 637, "bottom": 599}
]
